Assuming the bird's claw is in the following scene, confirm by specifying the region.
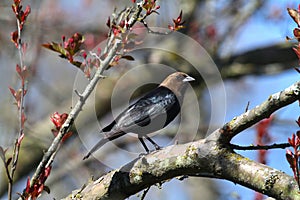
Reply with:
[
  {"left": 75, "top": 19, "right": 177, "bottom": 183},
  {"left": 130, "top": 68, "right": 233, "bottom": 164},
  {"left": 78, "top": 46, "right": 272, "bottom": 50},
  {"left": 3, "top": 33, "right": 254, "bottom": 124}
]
[
  {"left": 138, "top": 145, "right": 162, "bottom": 157},
  {"left": 138, "top": 152, "right": 148, "bottom": 157},
  {"left": 154, "top": 145, "right": 161, "bottom": 150}
]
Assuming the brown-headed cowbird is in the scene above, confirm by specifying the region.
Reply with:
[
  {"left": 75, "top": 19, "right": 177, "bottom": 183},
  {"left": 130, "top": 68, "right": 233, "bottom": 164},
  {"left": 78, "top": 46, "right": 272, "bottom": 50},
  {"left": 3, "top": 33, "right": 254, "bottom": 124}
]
[{"left": 83, "top": 72, "right": 194, "bottom": 160}]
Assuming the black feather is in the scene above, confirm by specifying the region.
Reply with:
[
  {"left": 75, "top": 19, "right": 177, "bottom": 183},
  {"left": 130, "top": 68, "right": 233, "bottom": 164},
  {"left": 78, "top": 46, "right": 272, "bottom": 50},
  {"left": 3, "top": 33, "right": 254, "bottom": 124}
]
[{"left": 104, "top": 86, "right": 180, "bottom": 134}]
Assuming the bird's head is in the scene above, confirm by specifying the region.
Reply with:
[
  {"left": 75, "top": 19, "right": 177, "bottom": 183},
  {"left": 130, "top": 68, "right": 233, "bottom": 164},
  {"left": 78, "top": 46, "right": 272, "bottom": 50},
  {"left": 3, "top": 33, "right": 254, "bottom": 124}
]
[{"left": 160, "top": 72, "right": 194, "bottom": 97}]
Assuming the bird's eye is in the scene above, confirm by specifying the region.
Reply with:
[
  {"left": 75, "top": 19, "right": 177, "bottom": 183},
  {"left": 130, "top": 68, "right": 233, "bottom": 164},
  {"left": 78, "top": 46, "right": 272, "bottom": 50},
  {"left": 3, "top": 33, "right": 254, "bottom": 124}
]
[{"left": 180, "top": 74, "right": 187, "bottom": 80}]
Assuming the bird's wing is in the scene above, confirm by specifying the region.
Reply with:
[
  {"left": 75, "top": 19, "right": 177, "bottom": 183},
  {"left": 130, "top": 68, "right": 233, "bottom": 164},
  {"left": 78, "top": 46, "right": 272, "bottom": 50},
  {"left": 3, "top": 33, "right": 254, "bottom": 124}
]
[{"left": 114, "top": 86, "right": 179, "bottom": 131}]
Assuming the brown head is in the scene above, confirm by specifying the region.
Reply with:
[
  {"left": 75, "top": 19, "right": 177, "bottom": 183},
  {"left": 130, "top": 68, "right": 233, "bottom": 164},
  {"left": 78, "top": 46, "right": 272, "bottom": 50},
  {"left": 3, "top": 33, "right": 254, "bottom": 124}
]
[{"left": 159, "top": 72, "right": 194, "bottom": 98}]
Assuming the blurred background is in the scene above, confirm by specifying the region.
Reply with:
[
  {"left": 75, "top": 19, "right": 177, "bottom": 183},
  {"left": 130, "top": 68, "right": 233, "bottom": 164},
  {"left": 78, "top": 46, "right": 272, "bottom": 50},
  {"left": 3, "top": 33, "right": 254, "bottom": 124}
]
[{"left": 0, "top": 0, "right": 299, "bottom": 199}]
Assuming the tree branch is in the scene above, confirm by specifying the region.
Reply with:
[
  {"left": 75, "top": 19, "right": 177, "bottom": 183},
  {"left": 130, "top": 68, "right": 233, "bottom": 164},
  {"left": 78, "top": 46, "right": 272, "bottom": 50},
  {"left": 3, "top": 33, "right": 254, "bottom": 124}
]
[
  {"left": 28, "top": 39, "right": 121, "bottom": 190},
  {"left": 64, "top": 140, "right": 299, "bottom": 200},
  {"left": 219, "top": 80, "right": 300, "bottom": 143},
  {"left": 230, "top": 143, "right": 291, "bottom": 150}
]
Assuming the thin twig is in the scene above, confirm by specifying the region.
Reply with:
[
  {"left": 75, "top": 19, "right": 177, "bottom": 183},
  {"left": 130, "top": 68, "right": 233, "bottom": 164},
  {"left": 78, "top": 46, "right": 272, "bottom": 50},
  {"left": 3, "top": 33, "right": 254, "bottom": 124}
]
[
  {"left": 140, "top": 186, "right": 151, "bottom": 200},
  {"left": 230, "top": 143, "right": 291, "bottom": 150},
  {"left": 141, "top": 19, "right": 170, "bottom": 35},
  {"left": 8, "top": 10, "right": 27, "bottom": 200},
  {"left": 245, "top": 101, "right": 250, "bottom": 112}
]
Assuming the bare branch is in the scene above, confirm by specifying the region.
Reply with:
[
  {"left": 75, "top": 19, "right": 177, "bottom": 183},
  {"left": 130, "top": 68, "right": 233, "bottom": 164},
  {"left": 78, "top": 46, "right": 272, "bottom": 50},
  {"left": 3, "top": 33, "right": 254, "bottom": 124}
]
[
  {"left": 219, "top": 81, "right": 300, "bottom": 143},
  {"left": 63, "top": 140, "right": 299, "bottom": 200},
  {"left": 28, "top": 39, "right": 121, "bottom": 190},
  {"left": 230, "top": 143, "right": 291, "bottom": 150}
]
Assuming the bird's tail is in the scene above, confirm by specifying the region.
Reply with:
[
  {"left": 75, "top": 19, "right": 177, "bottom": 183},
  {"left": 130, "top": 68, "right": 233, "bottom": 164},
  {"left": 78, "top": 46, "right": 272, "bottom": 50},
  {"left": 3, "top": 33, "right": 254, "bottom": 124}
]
[
  {"left": 83, "top": 131, "right": 126, "bottom": 160},
  {"left": 83, "top": 137, "right": 109, "bottom": 160}
]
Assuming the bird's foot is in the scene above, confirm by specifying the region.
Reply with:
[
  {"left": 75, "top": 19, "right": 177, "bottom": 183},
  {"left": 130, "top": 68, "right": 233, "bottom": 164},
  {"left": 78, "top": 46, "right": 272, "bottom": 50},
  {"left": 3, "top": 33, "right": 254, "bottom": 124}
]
[
  {"left": 138, "top": 152, "right": 148, "bottom": 157},
  {"left": 138, "top": 146, "right": 161, "bottom": 157},
  {"left": 154, "top": 145, "right": 161, "bottom": 151}
]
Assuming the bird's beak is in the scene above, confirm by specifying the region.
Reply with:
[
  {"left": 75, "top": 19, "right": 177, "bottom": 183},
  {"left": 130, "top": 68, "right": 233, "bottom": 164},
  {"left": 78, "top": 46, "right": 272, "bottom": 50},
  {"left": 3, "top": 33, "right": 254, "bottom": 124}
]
[{"left": 183, "top": 75, "right": 195, "bottom": 82}]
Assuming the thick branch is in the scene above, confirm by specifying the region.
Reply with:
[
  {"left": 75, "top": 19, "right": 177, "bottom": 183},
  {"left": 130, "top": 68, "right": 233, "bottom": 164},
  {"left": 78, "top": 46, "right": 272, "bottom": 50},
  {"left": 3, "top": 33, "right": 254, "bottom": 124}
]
[
  {"left": 216, "top": 149, "right": 299, "bottom": 200},
  {"left": 63, "top": 140, "right": 299, "bottom": 200}
]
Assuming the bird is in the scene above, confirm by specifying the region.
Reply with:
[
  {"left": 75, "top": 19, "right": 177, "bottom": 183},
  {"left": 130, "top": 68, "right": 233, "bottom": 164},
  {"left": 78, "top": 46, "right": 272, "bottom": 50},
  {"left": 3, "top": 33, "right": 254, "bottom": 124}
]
[{"left": 83, "top": 72, "right": 194, "bottom": 160}]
